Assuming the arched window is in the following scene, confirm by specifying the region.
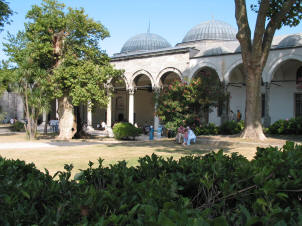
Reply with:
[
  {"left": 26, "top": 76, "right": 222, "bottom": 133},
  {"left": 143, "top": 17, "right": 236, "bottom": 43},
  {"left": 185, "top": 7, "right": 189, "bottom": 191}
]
[{"left": 296, "top": 66, "right": 302, "bottom": 88}]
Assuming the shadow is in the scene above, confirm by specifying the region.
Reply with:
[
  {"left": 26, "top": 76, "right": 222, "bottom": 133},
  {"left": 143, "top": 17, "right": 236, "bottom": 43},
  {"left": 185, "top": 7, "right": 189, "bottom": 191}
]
[
  {"left": 266, "top": 134, "right": 302, "bottom": 143},
  {"left": 0, "top": 132, "right": 18, "bottom": 136}
]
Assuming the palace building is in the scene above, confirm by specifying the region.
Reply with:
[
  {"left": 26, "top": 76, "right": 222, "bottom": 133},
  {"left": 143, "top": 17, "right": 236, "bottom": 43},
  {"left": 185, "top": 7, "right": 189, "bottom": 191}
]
[{"left": 1, "top": 19, "right": 302, "bottom": 131}]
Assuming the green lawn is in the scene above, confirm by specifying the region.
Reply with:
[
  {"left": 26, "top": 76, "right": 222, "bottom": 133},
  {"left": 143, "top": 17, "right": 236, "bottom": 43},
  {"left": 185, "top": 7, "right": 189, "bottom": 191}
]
[{"left": 0, "top": 131, "right": 294, "bottom": 178}]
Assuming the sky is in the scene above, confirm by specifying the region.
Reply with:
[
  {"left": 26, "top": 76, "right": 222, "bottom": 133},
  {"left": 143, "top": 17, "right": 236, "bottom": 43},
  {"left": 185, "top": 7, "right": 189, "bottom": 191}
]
[{"left": 0, "top": 0, "right": 301, "bottom": 57}]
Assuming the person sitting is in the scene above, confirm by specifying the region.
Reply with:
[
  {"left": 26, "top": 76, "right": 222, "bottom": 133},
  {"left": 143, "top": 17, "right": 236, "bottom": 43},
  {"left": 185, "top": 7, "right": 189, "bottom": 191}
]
[
  {"left": 176, "top": 125, "right": 185, "bottom": 144},
  {"left": 183, "top": 127, "right": 196, "bottom": 146}
]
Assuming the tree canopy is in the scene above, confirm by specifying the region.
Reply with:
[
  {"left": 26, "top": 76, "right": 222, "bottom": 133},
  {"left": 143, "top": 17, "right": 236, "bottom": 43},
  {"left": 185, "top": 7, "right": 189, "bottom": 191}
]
[{"left": 0, "top": 0, "right": 12, "bottom": 31}]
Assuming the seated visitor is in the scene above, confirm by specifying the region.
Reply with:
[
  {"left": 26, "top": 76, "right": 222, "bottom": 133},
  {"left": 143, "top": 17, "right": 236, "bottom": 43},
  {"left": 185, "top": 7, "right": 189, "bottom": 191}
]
[
  {"left": 183, "top": 127, "right": 196, "bottom": 146},
  {"left": 176, "top": 125, "right": 185, "bottom": 144}
]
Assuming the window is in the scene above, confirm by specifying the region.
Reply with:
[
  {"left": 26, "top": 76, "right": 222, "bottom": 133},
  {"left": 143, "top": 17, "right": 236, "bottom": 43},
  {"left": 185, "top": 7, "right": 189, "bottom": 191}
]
[
  {"left": 295, "top": 93, "right": 302, "bottom": 118},
  {"left": 261, "top": 94, "right": 265, "bottom": 118}
]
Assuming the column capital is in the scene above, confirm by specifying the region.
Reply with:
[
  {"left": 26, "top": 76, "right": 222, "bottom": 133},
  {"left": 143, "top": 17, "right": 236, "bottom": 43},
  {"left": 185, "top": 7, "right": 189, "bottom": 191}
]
[
  {"left": 152, "top": 86, "right": 161, "bottom": 94},
  {"left": 128, "top": 88, "right": 136, "bottom": 95}
]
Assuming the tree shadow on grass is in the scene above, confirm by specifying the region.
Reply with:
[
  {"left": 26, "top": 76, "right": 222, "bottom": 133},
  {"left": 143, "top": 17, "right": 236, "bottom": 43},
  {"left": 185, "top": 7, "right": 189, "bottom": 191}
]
[{"left": 103, "top": 137, "right": 235, "bottom": 155}]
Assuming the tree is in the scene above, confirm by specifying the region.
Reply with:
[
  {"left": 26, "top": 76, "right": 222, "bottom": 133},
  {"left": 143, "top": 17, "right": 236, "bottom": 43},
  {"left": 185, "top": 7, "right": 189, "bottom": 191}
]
[
  {"left": 0, "top": 0, "right": 12, "bottom": 32},
  {"left": 234, "top": 0, "right": 302, "bottom": 140},
  {"left": 4, "top": 32, "right": 52, "bottom": 139},
  {"left": 24, "top": 0, "right": 121, "bottom": 139},
  {"left": 156, "top": 74, "right": 225, "bottom": 131}
]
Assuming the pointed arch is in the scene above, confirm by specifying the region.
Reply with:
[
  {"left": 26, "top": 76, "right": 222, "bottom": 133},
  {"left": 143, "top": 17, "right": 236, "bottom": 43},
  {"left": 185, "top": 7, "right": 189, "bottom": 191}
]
[
  {"left": 224, "top": 59, "right": 243, "bottom": 84},
  {"left": 156, "top": 67, "right": 183, "bottom": 86},
  {"left": 130, "top": 69, "right": 155, "bottom": 89},
  {"left": 267, "top": 53, "right": 302, "bottom": 82},
  {"left": 190, "top": 61, "right": 222, "bottom": 81}
]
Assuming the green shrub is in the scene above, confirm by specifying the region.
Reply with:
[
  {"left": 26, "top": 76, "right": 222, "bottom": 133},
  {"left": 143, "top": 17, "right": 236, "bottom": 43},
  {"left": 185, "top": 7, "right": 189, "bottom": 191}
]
[
  {"left": 194, "top": 123, "right": 219, "bottom": 135},
  {"left": 113, "top": 122, "right": 142, "bottom": 140},
  {"left": 219, "top": 120, "right": 244, "bottom": 134},
  {"left": 2, "top": 142, "right": 302, "bottom": 224},
  {"left": 0, "top": 111, "right": 8, "bottom": 123},
  {"left": 11, "top": 121, "right": 25, "bottom": 132},
  {"left": 267, "top": 117, "right": 302, "bottom": 134}
]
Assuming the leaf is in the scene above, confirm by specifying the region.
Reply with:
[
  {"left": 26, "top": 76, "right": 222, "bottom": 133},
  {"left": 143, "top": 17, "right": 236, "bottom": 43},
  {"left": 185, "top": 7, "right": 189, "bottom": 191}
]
[{"left": 21, "top": 190, "right": 30, "bottom": 199}]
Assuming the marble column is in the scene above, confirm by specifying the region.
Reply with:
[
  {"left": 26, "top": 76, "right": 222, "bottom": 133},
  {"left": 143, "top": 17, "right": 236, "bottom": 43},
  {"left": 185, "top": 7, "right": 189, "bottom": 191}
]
[
  {"left": 128, "top": 88, "right": 135, "bottom": 124},
  {"left": 153, "top": 87, "right": 160, "bottom": 131},
  {"left": 106, "top": 95, "right": 112, "bottom": 127},
  {"left": 42, "top": 111, "right": 47, "bottom": 125},
  {"left": 87, "top": 102, "right": 94, "bottom": 130},
  {"left": 220, "top": 83, "right": 229, "bottom": 124},
  {"left": 55, "top": 99, "right": 59, "bottom": 119},
  {"left": 264, "top": 82, "right": 271, "bottom": 127}
]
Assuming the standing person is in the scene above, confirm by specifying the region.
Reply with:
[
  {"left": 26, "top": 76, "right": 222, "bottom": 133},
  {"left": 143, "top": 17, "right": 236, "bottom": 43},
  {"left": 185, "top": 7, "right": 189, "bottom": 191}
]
[
  {"left": 237, "top": 110, "right": 242, "bottom": 122},
  {"left": 230, "top": 110, "right": 235, "bottom": 121}
]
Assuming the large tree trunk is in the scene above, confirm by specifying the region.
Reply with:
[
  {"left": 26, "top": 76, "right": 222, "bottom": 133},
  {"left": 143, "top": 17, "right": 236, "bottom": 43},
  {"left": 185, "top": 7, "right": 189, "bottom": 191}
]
[
  {"left": 240, "top": 65, "right": 266, "bottom": 140},
  {"left": 57, "top": 95, "right": 77, "bottom": 140}
]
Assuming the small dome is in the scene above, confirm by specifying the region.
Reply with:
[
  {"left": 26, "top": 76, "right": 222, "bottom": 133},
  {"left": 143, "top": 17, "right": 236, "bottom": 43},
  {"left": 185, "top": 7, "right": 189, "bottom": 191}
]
[
  {"left": 182, "top": 20, "right": 237, "bottom": 43},
  {"left": 203, "top": 46, "right": 231, "bottom": 56},
  {"left": 235, "top": 45, "right": 241, "bottom": 53},
  {"left": 278, "top": 34, "right": 302, "bottom": 48},
  {"left": 121, "top": 33, "right": 171, "bottom": 53}
]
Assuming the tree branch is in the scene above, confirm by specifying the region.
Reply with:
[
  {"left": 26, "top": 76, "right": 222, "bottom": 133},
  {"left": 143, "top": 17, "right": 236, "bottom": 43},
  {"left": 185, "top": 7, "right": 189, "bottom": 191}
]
[
  {"left": 234, "top": 0, "right": 252, "bottom": 61},
  {"left": 253, "top": 0, "right": 269, "bottom": 57},
  {"left": 261, "top": 0, "right": 297, "bottom": 68}
]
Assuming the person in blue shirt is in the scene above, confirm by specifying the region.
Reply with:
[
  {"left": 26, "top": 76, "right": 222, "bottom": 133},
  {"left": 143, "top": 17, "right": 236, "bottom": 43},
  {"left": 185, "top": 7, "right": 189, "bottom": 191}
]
[{"left": 183, "top": 127, "right": 196, "bottom": 146}]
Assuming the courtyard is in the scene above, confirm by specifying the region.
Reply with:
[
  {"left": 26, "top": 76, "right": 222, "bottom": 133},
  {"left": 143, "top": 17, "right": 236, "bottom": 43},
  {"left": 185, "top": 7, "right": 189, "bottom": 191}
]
[{"left": 0, "top": 125, "right": 298, "bottom": 178}]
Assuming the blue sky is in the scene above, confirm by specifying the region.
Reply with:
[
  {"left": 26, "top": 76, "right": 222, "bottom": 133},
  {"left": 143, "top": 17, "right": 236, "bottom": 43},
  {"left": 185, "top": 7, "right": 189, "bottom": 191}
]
[{"left": 1, "top": 0, "right": 301, "bottom": 57}]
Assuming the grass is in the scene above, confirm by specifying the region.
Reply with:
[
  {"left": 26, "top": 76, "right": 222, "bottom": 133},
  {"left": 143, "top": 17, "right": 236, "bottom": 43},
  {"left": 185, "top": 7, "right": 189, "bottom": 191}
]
[{"left": 0, "top": 130, "right": 297, "bottom": 178}]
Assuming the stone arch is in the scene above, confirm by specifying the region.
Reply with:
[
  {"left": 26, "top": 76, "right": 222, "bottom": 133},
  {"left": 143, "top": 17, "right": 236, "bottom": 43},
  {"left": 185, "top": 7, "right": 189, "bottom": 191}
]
[
  {"left": 130, "top": 69, "right": 155, "bottom": 89},
  {"left": 108, "top": 74, "right": 130, "bottom": 90},
  {"left": 267, "top": 53, "right": 302, "bottom": 82},
  {"left": 224, "top": 59, "right": 242, "bottom": 84},
  {"left": 190, "top": 61, "right": 222, "bottom": 82},
  {"left": 156, "top": 67, "right": 183, "bottom": 86}
]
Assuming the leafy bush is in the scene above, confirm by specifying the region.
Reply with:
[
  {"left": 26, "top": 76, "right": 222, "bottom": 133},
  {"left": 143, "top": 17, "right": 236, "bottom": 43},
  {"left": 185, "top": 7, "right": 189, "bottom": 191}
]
[
  {"left": 113, "top": 122, "right": 142, "bottom": 140},
  {"left": 11, "top": 121, "right": 25, "bottom": 132},
  {"left": 219, "top": 120, "right": 244, "bottom": 135},
  {"left": 267, "top": 117, "right": 302, "bottom": 134},
  {"left": 194, "top": 123, "right": 219, "bottom": 135},
  {"left": 2, "top": 142, "right": 302, "bottom": 225},
  {"left": 0, "top": 111, "right": 8, "bottom": 123}
]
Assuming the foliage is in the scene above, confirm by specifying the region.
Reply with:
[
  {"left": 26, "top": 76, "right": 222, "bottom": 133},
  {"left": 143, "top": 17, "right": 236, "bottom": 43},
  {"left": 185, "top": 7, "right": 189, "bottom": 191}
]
[
  {"left": 194, "top": 123, "right": 219, "bottom": 135},
  {"left": 11, "top": 121, "right": 25, "bottom": 132},
  {"left": 2, "top": 142, "right": 302, "bottom": 224},
  {"left": 251, "top": 0, "right": 302, "bottom": 28},
  {"left": 22, "top": 0, "right": 122, "bottom": 139},
  {"left": 3, "top": 31, "right": 52, "bottom": 139},
  {"left": 113, "top": 122, "right": 142, "bottom": 140},
  {"left": 219, "top": 120, "right": 244, "bottom": 135},
  {"left": 25, "top": 0, "right": 121, "bottom": 108},
  {"left": 0, "top": 111, "right": 7, "bottom": 123},
  {"left": 0, "top": 0, "right": 12, "bottom": 31},
  {"left": 156, "top": 76, "right": 226, "bottom": 132},
  {"left": 267, "top": 117, "right": 302, "bottom": 134}
]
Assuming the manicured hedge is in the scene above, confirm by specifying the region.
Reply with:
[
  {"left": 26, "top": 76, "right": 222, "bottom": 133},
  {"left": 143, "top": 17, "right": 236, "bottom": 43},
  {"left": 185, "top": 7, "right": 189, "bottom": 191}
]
[
  {"left": 112, "top": 122, "right": 142, "bottom": 140},
  {"left": 1, "top": 142, "right": 302, "bottom": 225}
]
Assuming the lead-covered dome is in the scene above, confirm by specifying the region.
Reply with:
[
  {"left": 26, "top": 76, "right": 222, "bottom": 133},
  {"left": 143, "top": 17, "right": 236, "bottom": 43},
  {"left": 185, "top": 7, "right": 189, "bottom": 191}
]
[
  {"left": 120, "top": 33, "right": 171, "bottom": 53},
  {"left": 182, "top": 20, "right": 237, "bottom": 43},
  {"left": 278, "top": 34, "right": 302, "bottom": 48}
]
